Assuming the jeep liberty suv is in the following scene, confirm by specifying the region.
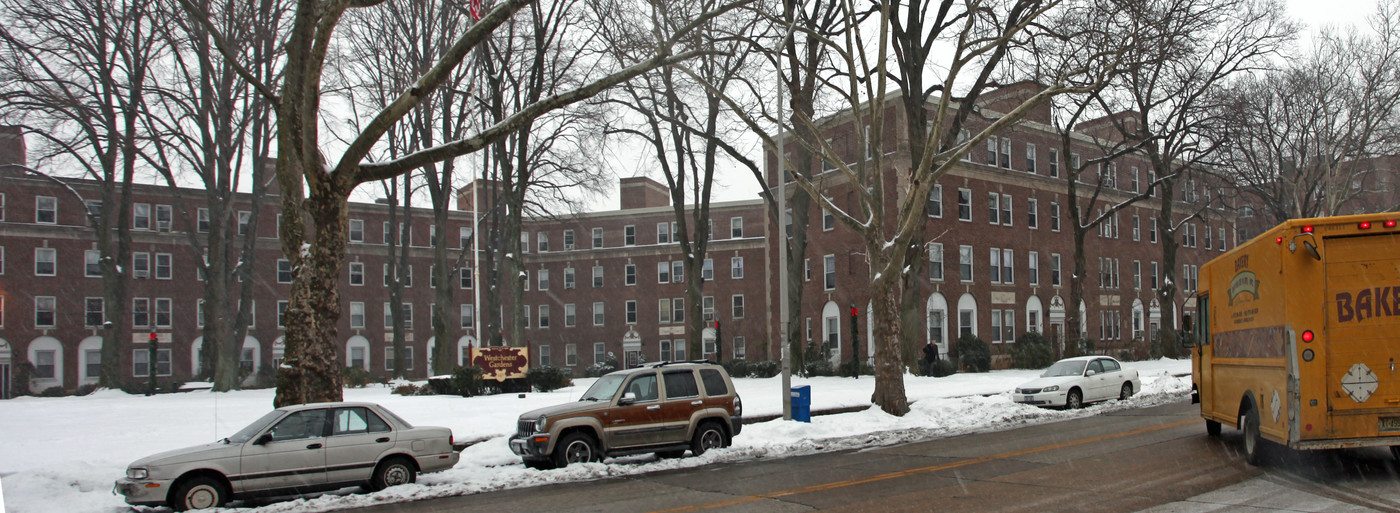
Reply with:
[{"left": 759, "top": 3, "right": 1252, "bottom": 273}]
[{"left": 509, "top": 361, "right": 742, "bottom": 469}]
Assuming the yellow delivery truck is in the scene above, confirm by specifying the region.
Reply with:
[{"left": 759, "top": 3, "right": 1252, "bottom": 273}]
[{"left": 1191, "top": 213, "right": 1400, "bottom": 465}]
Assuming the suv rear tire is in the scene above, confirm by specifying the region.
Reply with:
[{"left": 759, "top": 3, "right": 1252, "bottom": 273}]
[
  {"left": 691, "top": 421, "right": 727, "bottom": 456},
  {"left": 554, "top": 432, "right": 601, "bottom": 467}
]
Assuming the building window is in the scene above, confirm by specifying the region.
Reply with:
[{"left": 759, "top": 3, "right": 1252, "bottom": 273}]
[
  {"left": 155, "top": 204, "right": 172, "bottom": 231},
  {"left": 563, "top": 229, "right": 575, "bottom": 250},
  {"left": 1050, "top": 202, "right": 1061, "bottom": 232},
  {"left": 990, "top": 249, "right": 1002, "bottom": 283},
  {"left": 987, "top": 192, "right": 999, "bottom": 224},
  {"left": 625, "top": 225, "right": 636, "bottom": 246},
  {"left": 591, "top": 265, "right": 603, "bottom": 288},
  {"left": 593, "top": 302, "right": 605, "bottom": 326},
  {"left": 1150, "top": 218, "right": 1158, "bottom": 243},
  {"left": 277, "top": 259, "right": 293, "bottom": 283},
  {"left": 732, "top": 295, "right": 745, "bottom": 319},
  {"left": 564, "top": 304, "right": 576, "bottom": 327},
  {"left": 986, "top": 136, "right": 998, "bottom": 166},
  {"left": 564, "top": 267, "right": 576, "bottom": 289},
  {"left": 155, "top": 298, "right": 172, "bottom": 327},
  {"left": 1027, "top": 198, "right": 1038, "bottom": 229},
  {"left": 36, "top": 196, "right": 57, "bottom": 224},
  {"left": 197, "top": 208, "right": 210, "bottom": 233},
  {"left": 1051, "top": 253, "right": 1062, "bottom": 286},
  {"left": 959, "top": 245, "right": 973, "bottom": 282},
  {"left": 350, "top": 302, "right": 366, "bottom": 328},
  {"left": 1026, "top": 143, "right": 1037, "bottom": 173},
  {"left": 1049, "top": 148, "right": 1059, "bottom": 177},
  {"left": 703, "top": 296, "right": 715, "bottom": 321},
  {"left": 133, "top": 252, "right": 150, "bottom": 279},
  {"left": 564, "top": 344, "right": 577, "bottom": 367},
  {"left": 1028, "top": 251, "right": 1039, "bottom": 286},
  {"left": 823, "top": 209, "right": 835, "bottom": 231},
  {"left": 657, "top": 262, "right": 671, "bottom": 284},
  {"left": 277, "top": 300, "right": 289, "bottom": 328},
  {"left": 349, "top": 219, "right": 364, "bottom": 242},
  {"left": 673, "top": 261, "right": 684, "bottom": 283},
  {"left": 991, "top": 309, "right": 1003, "bottom": 343},
  {"left": 929, "top": 243, "right": 944, "bottom": 281},
  {"left": 385, "top": 347, "right": 415, "bottom": 372},
  {"left": 957, "top": 188, "right": 972, "bottom": 221},
  {"left": 1152, "top": 261, "right": 1160, "bottom": 289},
  {"left": 133, "top": 298, "right": 150, "bottom": 328},
  {"left": 1133, "top": 260, "right": 1142, "bottom": 290},
  {"left": 592, "top": 227, "right": 604, "bottom": 248},
  {"left": 349, "top": 262, "right": 365, "bottom": 286},
  {"left": 731, "top": 217, "right": 744, "bottom": 238},
  {"left": 538, "top": 232, "right": 549, "bottom": 252},
  {"left": 459, "top": 304, "right": 475, "bottom": 329},
  {"left": 538, "top": 269, "right": 549, "bottom": 290},
  {"left": 133, "top": 203, "right": 151, "bottom": 230},
  {"left": 625, "top": 264, "right": 637, "bottom": 285},
  {"left": 237, "top": 211, "right": 251, "bottom": 236},
  {"left": 659, "top": 298, "right": 672, "bottom": 323},
  {"left": 672, "top": 297, "right": 685, "bottom": 324},
  {"left": 1000, "top": 194, "right": 1012, "bottom": 225},
  {"left": 35, "top": 247, "right": 56, "bottom": 276},
  {"left": 1000, "top": 138, "right": 1011, "bottom": 169},
  {"left": 133, "top": 349, "right": 172, "bottom": 377},
  {"left": 927, "top": 184, "right": 942, "bottom": 218},
  {"left": 702, "top": 259, "right": 713, "bottom": 281},
  {"left": 657, "top": 222, "right": 670, "bottom": 244},
  {"left": 731, "top": 256, "right": 744, "bottom": 279},
  {"left": 85, "top": 297, "right": 104, "bottom": 327},
  {"left": 626, "top": 300, "right": 638, "bottom": 324},
  {"left": 594, "top": 342, "right": 607, "bottom": 365},
  {"left": 155, "top": 253, "right": 172, "bottom": 279},
  {"left": 733, "top": 336, "right": 747, "bottom": 359},
  {"left": 85, "top": 249, "right": 102, "bottom": 277}
]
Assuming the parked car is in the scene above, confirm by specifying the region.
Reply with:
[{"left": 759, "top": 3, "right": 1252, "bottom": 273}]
[
  {"left": 1013, "top": 356, "right": 1141, "bottom": 409},
  {"left": 510, "top": 361, "right": 743, "bottom": 469},
  {"left": 113, "top": 402, "right": 465, "bottom": 511}
]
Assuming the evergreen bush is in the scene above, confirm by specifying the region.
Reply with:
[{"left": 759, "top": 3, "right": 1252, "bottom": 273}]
[
  {"left": 450, "top": 366, "right": 485, "bottom": 396},
  {"left": 956, "top": 334, "right": 991, "bottom": 372},
  {"left": 527, "top": 366, "right": 572, "bottom": 393},
  {"left": 1010, "top": 331, "right": 1055, "bottom": 369},
  {"left": 344, "top": 366, "right": 374, "bottom": 388}
]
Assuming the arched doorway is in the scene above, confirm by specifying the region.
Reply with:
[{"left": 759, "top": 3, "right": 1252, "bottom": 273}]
[
  {"left": 191, "top": 337, "right": 203, "bottom": 376},
  {"left": 456, "top": 336, "right": 476, "bottom": 367},
  {"left": 1131, "top": 299, "right": 1146, "bottom": 341},
  {"left": 1149, "top": 299, "right": 1162, "bottom": 343},
  {"left": 622, "top": 329, "right": 642, "bottom": 368},
  {"left": 701, "top": 327, "right": 717, "bottom": 360},
  {"left": 240, "top": 337, "right": 260, "bottom": 386},
  {"left": 28, "top": 336, "right": 63, "bottom": 392},
  {"left": 1048, "top": 295, "right": 1066, "bottom": 351},
  {"left": 956, "top": 293, "right": 978, "bottom": 339},
  {"left": 821, "top": 301, "right": 841, "bottom": 365},
  {"left": 926, "top": 293, "right": 949, "bottom": 358},
  {"left": 1025, "top": 296, "right": 1044, "bottom": 336},
  {"left": 272, "top": 337, "right": 285, "bottom": 368},
  {"left": 346, "top": 336, "right": 371, "bottom": 370}
]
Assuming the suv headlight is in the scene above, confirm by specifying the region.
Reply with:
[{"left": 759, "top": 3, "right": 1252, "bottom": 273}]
[
  {"left": 536, "top": 415, "right": 548, "bottom": 432},
  {"left": 126, "top": 468, "right": 148, "bottom": 480},
  {"left": 1042, "top": 385, "right": 1060, "bottom": 392}
]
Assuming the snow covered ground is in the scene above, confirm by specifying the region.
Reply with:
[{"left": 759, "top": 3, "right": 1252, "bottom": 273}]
[{"left": 0, "top": 358, "right": 1192, "bottom": 513}]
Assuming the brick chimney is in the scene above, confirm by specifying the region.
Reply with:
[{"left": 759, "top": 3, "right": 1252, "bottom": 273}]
[
  {"left": 619, "top": 176, "right": 670, "bottom": 210},
  {"left": 0, "top": 126, "right": 26, "bottom": 169}
]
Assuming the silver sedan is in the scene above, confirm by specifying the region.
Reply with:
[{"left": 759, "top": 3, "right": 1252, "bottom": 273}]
[{"left": 114, "top": 401, "right": 463, "bottom": 511}]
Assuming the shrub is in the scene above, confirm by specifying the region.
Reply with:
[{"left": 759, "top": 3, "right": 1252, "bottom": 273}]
[
  {"left": 956, "top": 334, "right": 991, "bottom": 373},
  {"left": 391, "top": 383, "right": 420, "bottom": 396},
  {"left": 37, "top": 386, "right": 68, "bottom": 397},
  {"left": 802, "top": 341, "right": 835, "bottom": 377},
  {"left": 12, "top": 360, "right": 34, "bottom": 397},
  {"left": 527, "top": 366, "right": 572, "bottom": 393},
  {"left": 75, "top": 384, "right": 100, "bottom": 396},
  {"left": 749, "top": 360, "right": 779, "bottom": 378},
  {"left": 450, "top": 366, "right": 485, "bottom": 396},
  {"left": 413, "top": 384, "right": 438, "bottom": 396},
  {"left": 250, "top": 365, "right": 278, "bottom": 389},
  {"left": 344, "top": 366, "right": 375, "bottom": 388},
  {"left": 1065, "top": 337, "right": 1095, "bottom": 358},
  {"left": 838, "top": 359, "right": 873, "bottom": 377},
  {"left": 930, "top": 359, "right": 958, "bottom": 377},
  {"left": 584, "top": 353, "right": 619, "bottom": 377},
  {"left": 1010, "top": 332, "right": 1055, "bottom": 369},
  {"left": 721, "top": 360, "right": 749, "bottom": 378}
]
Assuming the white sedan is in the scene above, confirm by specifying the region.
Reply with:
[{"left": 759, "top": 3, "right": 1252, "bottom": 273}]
[{"left": 1013, "top": 356, "right": 1141, "bottom": 409}]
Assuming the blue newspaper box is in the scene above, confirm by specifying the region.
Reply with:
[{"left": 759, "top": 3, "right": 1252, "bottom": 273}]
[{"left": 790, "top": 385, "right": 811, "bottom": 423}]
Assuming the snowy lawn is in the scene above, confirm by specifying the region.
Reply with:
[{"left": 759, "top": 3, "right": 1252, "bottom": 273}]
[{"left": 0, "top": 358, "right": 1192, "bottom": 513}]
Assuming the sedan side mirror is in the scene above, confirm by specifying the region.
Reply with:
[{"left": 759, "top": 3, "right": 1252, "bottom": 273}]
[
  {"left": 253, "top": 433, "right": 273, "bottom": 446},
  {"left": 618, "top": 392, "right": 637, "bottom": 406},
  {"left": 1085, "top": 369, "right": 1097, "bottom": 377}
]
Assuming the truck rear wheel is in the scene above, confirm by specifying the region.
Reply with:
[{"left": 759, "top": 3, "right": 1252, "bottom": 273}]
[{"left": 1242, "top": 405, "right": 1263, "bottom": 466}]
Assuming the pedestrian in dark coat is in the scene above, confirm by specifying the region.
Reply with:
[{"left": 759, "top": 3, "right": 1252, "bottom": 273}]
[{"left": 922, "top": 341, "right": 938, "bottom": 376}]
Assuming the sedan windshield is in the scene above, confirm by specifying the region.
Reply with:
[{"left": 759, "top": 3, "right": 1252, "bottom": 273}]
[
  {"left": 580, "top": 374, "right": 626, "bottom": 401},
  {"left": 226, "top": 410, "right": 284, "bottom": 444},
  {"left": 1042, "top": 360, "right": 1087, "bottom": 377}
]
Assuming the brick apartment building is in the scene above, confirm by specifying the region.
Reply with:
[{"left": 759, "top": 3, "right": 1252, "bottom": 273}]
[{"left": 0, "top": 82, "right": 1236, "bottom": 395}]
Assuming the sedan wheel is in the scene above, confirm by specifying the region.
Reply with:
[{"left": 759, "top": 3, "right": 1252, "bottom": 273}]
[
  {"left": 171, "top": 476, "right": 226, "bottom": 512},
  {"left": 1119, "top": 382, "right": 1133, "bottom": 401},
  {"left": 1065, "top": 389, "right": 1083, "bottom": 410},
  {"left": 370, "top": 457, "right": 417, "bottom": 491}
]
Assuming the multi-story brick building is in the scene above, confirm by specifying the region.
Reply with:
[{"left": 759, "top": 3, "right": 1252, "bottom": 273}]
[{"left": 0, "top": 82, "right": 1237, "bottom": 395}]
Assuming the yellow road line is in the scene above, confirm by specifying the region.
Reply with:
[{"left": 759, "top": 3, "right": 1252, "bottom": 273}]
[{"left": 651, "top": 417, "right": 1198, "bottom": 512}]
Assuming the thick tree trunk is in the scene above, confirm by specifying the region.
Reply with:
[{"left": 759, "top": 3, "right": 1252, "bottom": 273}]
[
  {"left": 868, "top": 270, "right": 909, "bottom": 416},
  {"left": 274, "top": 186, "right": 348, "bottom": 407}
]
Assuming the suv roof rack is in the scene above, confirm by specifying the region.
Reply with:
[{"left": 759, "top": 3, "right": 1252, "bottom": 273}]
[{"left": 640, "top": 359, "right": 713, "bottom": 368}]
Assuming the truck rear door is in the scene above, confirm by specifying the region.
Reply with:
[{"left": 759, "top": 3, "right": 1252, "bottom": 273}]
[{"left": 1323, "top": 232, "right": 1400, "bottom": 420}]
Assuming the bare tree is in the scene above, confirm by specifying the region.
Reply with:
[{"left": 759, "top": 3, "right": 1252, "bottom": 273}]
[
  {"left": 1220, "top": 2, "right": 1400, "bottom": 224},
  {"left": 601, "top": 0, "right": 763, "bottom": 361},
  {"left": 178, "top": 0, "right": 750, "bottom": 406},
  {"left": 140, "top": 0, "right": 287, "bottom": 390},
  {"left": 0, "top": 0, "right": 165, "bottom": 387}
]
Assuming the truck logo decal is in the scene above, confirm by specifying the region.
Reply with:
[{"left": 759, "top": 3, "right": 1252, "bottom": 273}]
[
  {"left": 1228, "top": 271, "right": 1259, "bottom": 306},
  {"left": 1335, "top": 287, "right": 1400, "bottom": 323}
]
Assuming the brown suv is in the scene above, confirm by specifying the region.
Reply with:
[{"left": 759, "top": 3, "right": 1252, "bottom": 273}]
[{"left": 509, "top": 361, "right": 742, "bottom": 469}]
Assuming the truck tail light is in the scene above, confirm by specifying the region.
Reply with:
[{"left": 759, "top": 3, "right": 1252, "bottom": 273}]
[
  {"left": 1359, "top": 221, "right": 1372, "bottom": 229},
  {"left": 1386, "top": 220, "right": 1397, "bottom": 228},
  {"left": 1276, "top": 237, "right": 1284, "bottom": 244},
  {"left": 1303, "top": 225, "right": 1314, "bottom": 233},
  {"left": 1302, "top": 330, "right": 1314, "bottom": 343}
]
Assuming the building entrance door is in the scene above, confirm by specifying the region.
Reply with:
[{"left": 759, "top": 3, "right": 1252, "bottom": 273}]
[{"left": 0, "top": 362, "right": 10, "bottom": 399}]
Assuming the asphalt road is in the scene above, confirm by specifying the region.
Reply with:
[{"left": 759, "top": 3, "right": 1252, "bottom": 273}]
[{"left": 351, "top": 399, "right": 1400, "bottom": 512}]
